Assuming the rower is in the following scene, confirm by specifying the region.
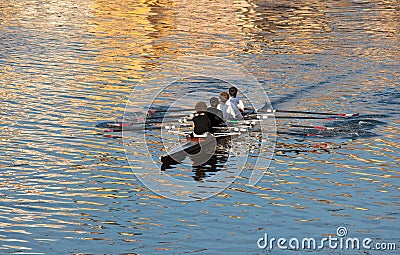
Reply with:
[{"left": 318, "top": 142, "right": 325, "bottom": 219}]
[
  {"left": 228, "top": 86, "right": 245, "bottom": 113},
  {"left": 206, "top": 97, "right": 224, "bottom": 133},
  {"left": 192, "top": 102, "right": 212, "bottom": 137},
  {"left": 217, "top": 92, "right": 242, "bottom": 121}
]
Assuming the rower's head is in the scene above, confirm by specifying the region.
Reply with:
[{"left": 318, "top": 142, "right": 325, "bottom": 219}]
[
  {"left": 229, "top": 86, "right": 238, "bottom": 98},
  {"left": 210, "top": 97, "right": 219, "bottom": 108},
  {"left": 195, "top": 102, "right": 207, "bottom": 114},
  {"left": 219, "top": 92, "right": 229, "bottom": 103}
]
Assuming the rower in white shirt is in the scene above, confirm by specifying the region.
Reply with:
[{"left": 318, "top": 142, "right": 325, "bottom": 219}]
[
  {"left": 217, "top": 92, "right": 243, "bottom": 121},
  {"left": 228, "top": 86, "right": 245, "bottom": 113}
]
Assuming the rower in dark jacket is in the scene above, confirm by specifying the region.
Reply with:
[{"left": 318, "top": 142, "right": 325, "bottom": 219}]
[
  {"left": 192, "top": 102, "right": 211, "bottom": 136},
  {"left": 206, "top": 97, "right": 224, "bottom": 133}
]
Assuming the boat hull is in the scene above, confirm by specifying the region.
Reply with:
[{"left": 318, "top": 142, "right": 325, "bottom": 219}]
[{"left": 160, "top": 135, "right": 230, "bottom": 166}]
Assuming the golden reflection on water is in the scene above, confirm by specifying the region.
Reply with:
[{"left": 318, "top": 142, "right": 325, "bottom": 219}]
[{"left": 86, "top": 0, "right": 178, "bottom": 82}]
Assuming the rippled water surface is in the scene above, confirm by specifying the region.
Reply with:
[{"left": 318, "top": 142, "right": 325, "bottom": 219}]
[{"left": 1, "top": 0, "right": 399, "bottom": 254}]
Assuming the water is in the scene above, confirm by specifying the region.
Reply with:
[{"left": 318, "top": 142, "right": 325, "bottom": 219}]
[{"left": 1, "top": 0, "right": 399, "bottom": 254}]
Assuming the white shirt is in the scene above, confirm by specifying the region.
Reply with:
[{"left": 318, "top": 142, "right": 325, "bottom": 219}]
[
  {"left": 217, "top": 101, "right": 242, "bottom": 121},
  {"left": 228, "top": 97, "right": 245, "bottom": 112}
]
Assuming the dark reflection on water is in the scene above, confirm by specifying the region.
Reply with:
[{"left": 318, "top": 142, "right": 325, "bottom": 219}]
[{"left": 1, "top": 0, "right": 399, "bottom": 254}]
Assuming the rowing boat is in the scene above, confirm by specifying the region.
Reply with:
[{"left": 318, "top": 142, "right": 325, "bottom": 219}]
[
  {"left": 159, "top": 110, "right": 262, "bottom": 167},
  {"left": 97, "top": 107, "right": 371, "bottom": 141}
]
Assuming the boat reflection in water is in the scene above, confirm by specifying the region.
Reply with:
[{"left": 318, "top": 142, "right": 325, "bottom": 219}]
[
  {"left": 161, "top": 135, "right": 231, "bottom": 182},
  {"left": 191, "top": 151, "right": 230, "bottom": 182}
]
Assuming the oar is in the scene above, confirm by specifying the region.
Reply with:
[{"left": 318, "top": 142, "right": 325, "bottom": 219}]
[
  {"left": 212, "top": 126, "right": 250, "bottom": 132},
  {"left": 289, "top": 124, "right": 336, "bottom": 130},
  {"left": 214, "top": 132, "right": 241, "bottom": 137},
  {"left": 259, "top": 109, "right": 360, "bottom": 117},
  {"left": 104, "top": 125, "right": 160, "bottom": 132},
  {"left": 274, "top": 116, "right": 337, "bottom": 120},
  {"left": 148, "top": 108, "right": 193, "bottom": 114},
  {"left": 149, "top": 107, "right": 360, "bottom": 118},
  {"left": 289, "top": 124, "right": 362, "bottom": 132},
  {"left": 145, "top": 113, "right": 192, "bottom": 121},
  {"left": 165, "top": 130, "right": 192, "bottom": 135},
  {"left": 276, "top": 131, "right": 323, "bottom": 137},
  {"left": 244, "top": 114, "right": 336, "bottom": 120},
  {"left": 180, "top": 114, "right": 337, "bottom": 122},
  {"left": 244, "top": 112, "right": 342, "bottom": 120},
  {"left": 166, "top": 125, "right": 249, "bottom": 133}
]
